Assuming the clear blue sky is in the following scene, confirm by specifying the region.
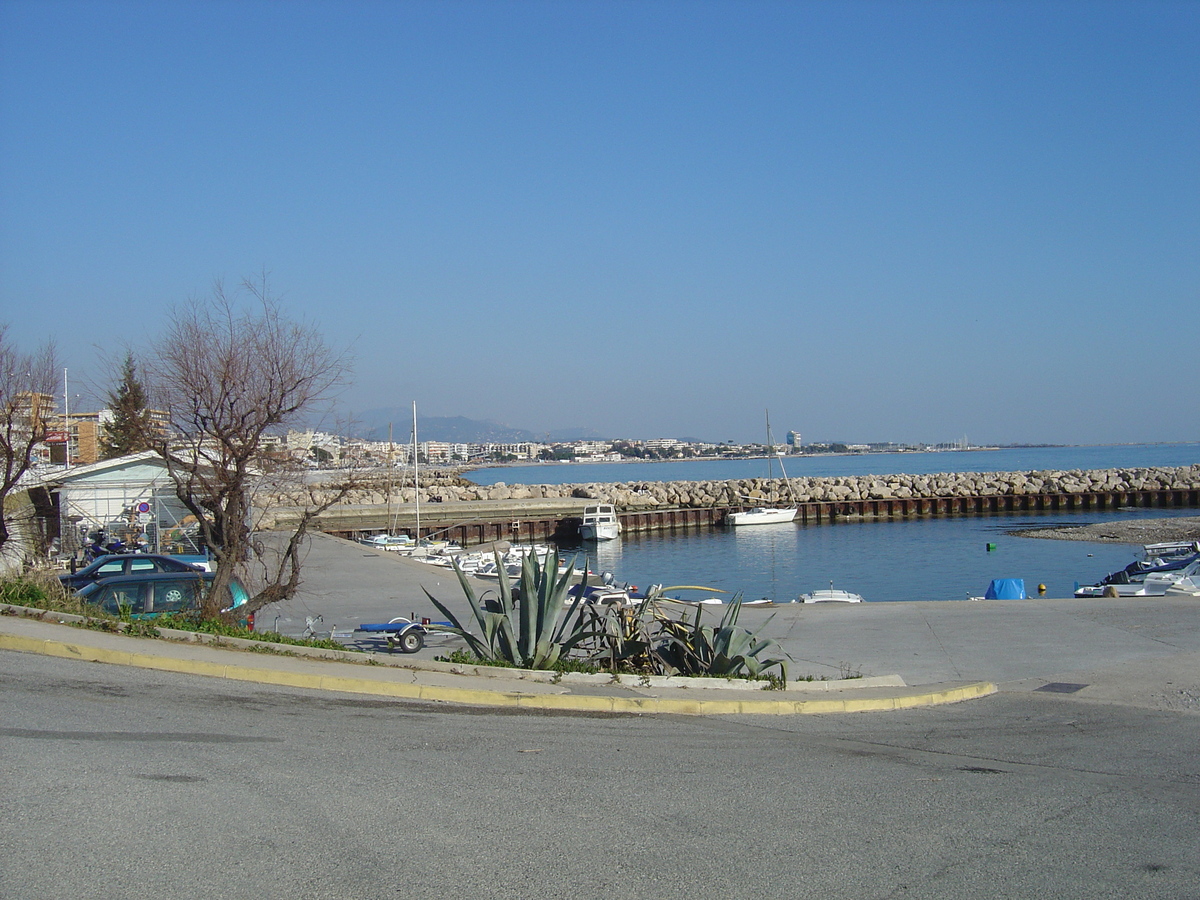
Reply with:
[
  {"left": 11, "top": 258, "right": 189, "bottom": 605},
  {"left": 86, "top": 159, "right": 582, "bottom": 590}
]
[{"left": 2, "top": 0, "right": 1197, "bottom": 446}]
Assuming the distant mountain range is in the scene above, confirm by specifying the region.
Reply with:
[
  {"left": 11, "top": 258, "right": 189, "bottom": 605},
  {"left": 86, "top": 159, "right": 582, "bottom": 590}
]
[{"left": 351, "top": 409, "right": 603, "bottom": 444}]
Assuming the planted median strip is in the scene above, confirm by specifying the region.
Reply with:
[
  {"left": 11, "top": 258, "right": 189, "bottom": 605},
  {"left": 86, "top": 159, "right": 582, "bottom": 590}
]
[{"left": 1, "top": 606, "right": 995, "bottom": 714}]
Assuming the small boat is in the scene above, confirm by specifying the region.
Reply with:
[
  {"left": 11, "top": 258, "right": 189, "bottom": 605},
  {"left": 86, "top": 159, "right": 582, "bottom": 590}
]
[
  {"left": 579, "top": 504, "right": 622, "bottom": 541},
  {"left": 1164, "top": 570, "right": 1200, "bottom": 598},
  {"left": 1074, "top": 541, "right": 1200, "bottom": 597},
  {"left": 1078, "top": 559, "right": 1200, "bottom": 598},
  {"left": 798, "top": 582, "right": 864, "bottom": 603},
  {"left": 472, "top": 546, "right": 577, "bottom": 580},
  {"left": 569, "top": 583, "right": 648, "bottom": 606},
  {"left": 359, "top": 533, "right": 415, "bottom": 550}
]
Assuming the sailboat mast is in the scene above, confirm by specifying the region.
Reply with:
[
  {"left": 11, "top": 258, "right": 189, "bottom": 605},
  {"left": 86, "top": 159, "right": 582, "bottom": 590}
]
[
  {"left": 766, "top": 408, "right": 796, "bottom": 503},
  {"left": 412, "top": 401, "right": 420, "bottom": 541},
  {"left": 386, "top": 422, "right": 393, "bottom": 530},
  {"left": 765, "top": 408, "right": 773, "bottom": 480}
]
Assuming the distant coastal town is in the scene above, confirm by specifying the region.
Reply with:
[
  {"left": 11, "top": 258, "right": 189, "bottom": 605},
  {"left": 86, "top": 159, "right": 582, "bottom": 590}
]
[{"left": 281, "top": 429, "right": 1041, "bottom": 469}]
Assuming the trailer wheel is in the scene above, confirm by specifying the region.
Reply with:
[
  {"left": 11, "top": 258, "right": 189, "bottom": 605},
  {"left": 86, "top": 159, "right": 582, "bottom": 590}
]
[{"left": 397, "top": 629, "right": 424, "bottom": 653}]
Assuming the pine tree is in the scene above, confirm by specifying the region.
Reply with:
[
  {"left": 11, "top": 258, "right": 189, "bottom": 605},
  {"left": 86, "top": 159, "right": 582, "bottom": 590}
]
[{"left": 100, "top": 353, "right": 155, "bottom": 458}]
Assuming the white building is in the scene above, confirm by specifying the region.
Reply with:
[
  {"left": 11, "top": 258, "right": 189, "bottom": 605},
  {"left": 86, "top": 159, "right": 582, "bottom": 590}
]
[{"left": 34, "top": 451, "right": 204, "bottom": 556}]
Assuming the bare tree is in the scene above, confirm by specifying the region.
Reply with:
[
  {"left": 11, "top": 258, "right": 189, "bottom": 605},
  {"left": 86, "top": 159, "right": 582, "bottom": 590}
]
[
  {"left": 0, "top": 325, "right": 60, "bottom": 554},
  {"left": 141, "top": 278, "right": 355, "bottom": 618}
]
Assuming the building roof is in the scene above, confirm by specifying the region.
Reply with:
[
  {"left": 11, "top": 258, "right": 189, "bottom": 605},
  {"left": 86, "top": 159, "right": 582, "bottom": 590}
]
[{"left": 35, "top": 451, "right": 170, "bottom": 488}]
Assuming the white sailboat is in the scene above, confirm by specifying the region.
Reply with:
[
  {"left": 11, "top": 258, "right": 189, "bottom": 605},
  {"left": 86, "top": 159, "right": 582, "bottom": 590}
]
[
  {"left": 728, "top": 410, "right": 798, "bottom": 527},
  {"left": 359, "top": 422, "right": 416, "bottom": 549}
]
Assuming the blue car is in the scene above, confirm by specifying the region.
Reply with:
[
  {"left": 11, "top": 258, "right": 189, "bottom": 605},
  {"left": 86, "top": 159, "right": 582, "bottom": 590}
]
[
  {"left": 76, "top": 571, "right": 249, "bottom": 620},
  {"left": 59, "top": 554, "right": 207, "bottom": 591}
]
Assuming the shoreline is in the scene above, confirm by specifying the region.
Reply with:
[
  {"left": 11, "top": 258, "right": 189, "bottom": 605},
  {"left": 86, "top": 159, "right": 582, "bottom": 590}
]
[{"left": 1010, "top": 516, "right": 1200, "bottom": 545}]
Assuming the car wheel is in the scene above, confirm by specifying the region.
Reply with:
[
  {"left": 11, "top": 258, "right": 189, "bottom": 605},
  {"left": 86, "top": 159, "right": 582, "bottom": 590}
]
[
  {"left": 398, "top": 629, "right": 424, "bottom": 653},
  {"left": 164, "top": 588, "right": 185, "bottom": 605}
]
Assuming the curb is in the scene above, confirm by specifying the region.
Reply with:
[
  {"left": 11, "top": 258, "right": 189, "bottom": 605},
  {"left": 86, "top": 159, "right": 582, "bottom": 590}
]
[{"left": 0, "top": 630, "right": 996, "bottom": 715}]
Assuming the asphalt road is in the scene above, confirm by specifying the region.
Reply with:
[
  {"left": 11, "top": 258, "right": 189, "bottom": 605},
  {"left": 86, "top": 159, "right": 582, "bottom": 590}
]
[{"left": 3, "top": 650, "right": 1197, "bottom": 900}]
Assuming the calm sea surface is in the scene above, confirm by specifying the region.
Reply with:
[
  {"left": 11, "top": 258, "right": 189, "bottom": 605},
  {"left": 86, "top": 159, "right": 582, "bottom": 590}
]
[
  {"left": 468, "top": 443, "right": 1199, "bottom": 486},
  {"left": 475, "top": 444, "right": 1200, "bottom": 603},
  {"left": 558, "top": 508, "right": 1198, "bottom": 604}
]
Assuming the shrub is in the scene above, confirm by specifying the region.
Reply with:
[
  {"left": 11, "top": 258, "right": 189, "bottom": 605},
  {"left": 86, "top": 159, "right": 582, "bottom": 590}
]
[{"left": 424, "top": 549, "right": 596, "bottom": 670}]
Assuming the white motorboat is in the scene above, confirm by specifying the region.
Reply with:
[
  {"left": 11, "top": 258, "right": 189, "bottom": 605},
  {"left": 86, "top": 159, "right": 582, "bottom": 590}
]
[
  {"left": 472, "top": 546, "right": 575, "bottom": 580},
  {"left": 1164, "top": 571, "right": 1200, "bottom": 598},
  {"left": 798, "top": 583, "right": 864, "bottom": 603},
  {"left": 359, "top": 533, "right": 415, "bottom": 550},
  {"left": 1076, "top": 559, "right": 1200, "bottom": 598},
  {"left": 1074, "top": 542, "right": 1200, "bottom": 597},
  {"left": 579, "top": 504, "right": 621, "bottom": 541},
  {"left": 1100, "top": 559, "right": 1200, "bottom": 598},
  {"left": 728, "top": 410, "right": 798, "bottom": 527}
]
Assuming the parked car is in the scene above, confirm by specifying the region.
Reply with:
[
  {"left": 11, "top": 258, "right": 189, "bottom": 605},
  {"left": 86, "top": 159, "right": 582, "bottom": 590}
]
[
  {"left": 59, "top": 554, "right": 206, "bottom": 591},
  {"left": 75, "top": 571, "right": 250, "bottom": 621}
]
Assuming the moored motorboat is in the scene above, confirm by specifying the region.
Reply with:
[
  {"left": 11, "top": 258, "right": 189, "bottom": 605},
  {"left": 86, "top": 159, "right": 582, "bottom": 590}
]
[
  {"left": 1078, "top": 559, "right": 1200, "bottom": 598},
  {"left": 1164, "top": 571, "right": 1200, "bottom": 598},
  {"left": 579, "top": 504, "right": 622, "bottom": 541},
  {"left": 1074, "top": 541, "right": 1200, "bottom": 597}
]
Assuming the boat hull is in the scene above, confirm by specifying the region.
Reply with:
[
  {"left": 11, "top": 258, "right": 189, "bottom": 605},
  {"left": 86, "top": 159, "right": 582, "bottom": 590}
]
[
  {"left": 798, "top": 590, "right": 864, "bottom": 603},
  {"left": 580, "top": 504, "right": 622, "bottom": 541},
  {"left": 580, "top": 523, "right": 620, "bottom": 541},
  {"left": 727, "top": 507, "right": 797, "bottom": 526}
]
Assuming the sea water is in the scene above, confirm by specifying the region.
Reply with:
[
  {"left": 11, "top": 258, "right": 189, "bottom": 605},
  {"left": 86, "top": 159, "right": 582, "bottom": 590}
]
[
  {"left": 558, "top": 507, "right": 1198, "bottom": 603},
  {"left": 470, "top": 444, "right": 1199, "bottom": 602},
  {"left": 468, "top": 443, "right": 1200, "bottom": 487}
]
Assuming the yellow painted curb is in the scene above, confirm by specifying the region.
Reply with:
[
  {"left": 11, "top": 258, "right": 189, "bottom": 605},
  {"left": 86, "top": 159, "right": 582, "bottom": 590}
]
[{"left": 0, "top": 632, "right": 996, "bottom": 714}]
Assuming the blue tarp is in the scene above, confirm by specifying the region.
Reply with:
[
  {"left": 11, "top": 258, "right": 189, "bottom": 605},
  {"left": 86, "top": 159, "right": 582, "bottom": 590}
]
[{"left": 984, "top": 578, "right": 1027, "bottom": 600}]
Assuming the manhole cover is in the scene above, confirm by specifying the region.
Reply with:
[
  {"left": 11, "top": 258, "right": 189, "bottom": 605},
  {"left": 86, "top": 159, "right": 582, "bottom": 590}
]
[{"left": 1035, "top": 682, "right": 1089, "bottom": 694}]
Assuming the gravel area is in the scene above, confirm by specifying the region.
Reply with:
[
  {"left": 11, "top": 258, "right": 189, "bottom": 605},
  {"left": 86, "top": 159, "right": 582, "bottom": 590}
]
[{"left": 1011, "top": 516, "right": 1200, "bottom": 545}]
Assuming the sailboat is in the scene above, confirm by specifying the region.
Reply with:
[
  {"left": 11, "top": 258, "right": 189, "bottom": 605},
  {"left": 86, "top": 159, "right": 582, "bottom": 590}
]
[
  {"left": 359, "top": 420, "right": 417, "bottom": 550},
  {"left": 727, "top": 410, "right": 798, "bottom": 526}
]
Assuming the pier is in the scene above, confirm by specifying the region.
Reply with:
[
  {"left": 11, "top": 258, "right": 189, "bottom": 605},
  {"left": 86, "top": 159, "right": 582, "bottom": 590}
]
[{"left": 314, "top": 486, "right": 1200, "bottom": 547}]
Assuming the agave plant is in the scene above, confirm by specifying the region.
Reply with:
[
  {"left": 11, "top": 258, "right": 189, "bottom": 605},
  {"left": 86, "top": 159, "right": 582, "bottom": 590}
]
[
  {"left": 650, "top": 594, "right": 790, "bottom": 681},
  {"left": 576, "top": 595, "right": 657, "bottom": 673},
  {"left": 424, "top": 549, "right": 595, "bottom": 670}
]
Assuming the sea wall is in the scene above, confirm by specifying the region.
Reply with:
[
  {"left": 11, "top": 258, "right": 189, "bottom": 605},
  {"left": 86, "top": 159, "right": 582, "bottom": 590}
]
[{"left": 321, "top": 464, "right": 1200, "bottom": 510}]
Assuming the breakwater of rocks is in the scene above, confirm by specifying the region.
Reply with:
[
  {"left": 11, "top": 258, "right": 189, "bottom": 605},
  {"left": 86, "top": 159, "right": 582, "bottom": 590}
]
[{"left": 322, "top": 464, "right": 1200, "bottom": 509}]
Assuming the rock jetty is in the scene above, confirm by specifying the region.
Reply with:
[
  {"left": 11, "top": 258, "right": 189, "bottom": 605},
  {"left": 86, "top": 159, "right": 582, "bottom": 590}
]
[{"left": 314, "top": 464, "right": 1200, "bottom": 510}]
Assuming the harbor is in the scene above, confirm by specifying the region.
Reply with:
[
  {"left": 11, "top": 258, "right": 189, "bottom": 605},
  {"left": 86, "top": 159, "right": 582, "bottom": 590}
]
[
  {"left": 307, "top": 483, "right": 1200, "bottom": 548},
  {"left": 269, "top": 454, "right": 1200, "bottom": 605}
]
